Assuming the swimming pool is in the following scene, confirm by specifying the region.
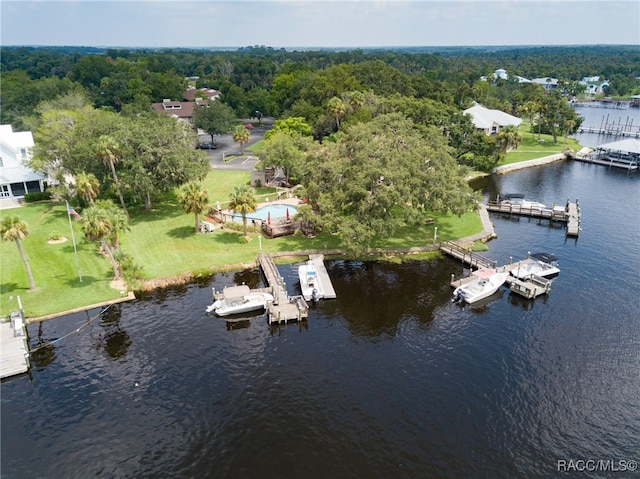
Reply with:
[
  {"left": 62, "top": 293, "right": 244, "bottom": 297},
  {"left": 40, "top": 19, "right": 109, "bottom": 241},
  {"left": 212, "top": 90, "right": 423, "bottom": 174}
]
[{"left": 229, "top": 203, "right": 297, "bottom": 222}]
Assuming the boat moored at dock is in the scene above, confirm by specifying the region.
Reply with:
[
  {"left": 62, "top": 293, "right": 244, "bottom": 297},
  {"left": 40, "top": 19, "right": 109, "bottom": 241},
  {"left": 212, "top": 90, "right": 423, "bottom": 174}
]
[
  {"left": 510, "top": 253, "right": 560, "bottom": 280},
  {"left": 206, "top": 285, "right": 274, "bottom": 316},
  {"left": 452, "top": 269, "right": 509, "bottom": 304},
  {"left": 298, "top": 260, "right": 322, "bottom": 301}
]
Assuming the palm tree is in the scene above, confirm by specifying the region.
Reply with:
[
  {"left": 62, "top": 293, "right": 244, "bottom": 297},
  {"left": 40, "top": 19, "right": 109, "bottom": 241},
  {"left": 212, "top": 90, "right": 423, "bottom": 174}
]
[
  {"left": 327, "top": 97, "right": 346, "bottom": 129},
  {"left": 232, "top": 125, "right": 250, "bottom": 155},
  {"left": 496, "top": 126, "right": 523, "bottom": 153},
  {"left": 517, "top": 101, "right": 538, "bottom": 140},
  {"left": 344, "top": 91, "right": 365, "bottom": 112},
  {"left": 1, "top": 216, "right": 36, "bottom": 290},
  {"left": 75, "top": 172, "right": 100, "bottom": 206},
  {"left": 228, "top": 184, "right": 257, "bottom": 237},
  {"left": 95, "top": 199, "right": 129, "bottom": 249},
  {"left": 177, "top": 183, "right": 210, "bottom": 234},
  {"left": 95, "top": 135, "right": 128, "bottom": 217},
  {"left": 81, "top": 206, "right": 119, "bottom": 280}
]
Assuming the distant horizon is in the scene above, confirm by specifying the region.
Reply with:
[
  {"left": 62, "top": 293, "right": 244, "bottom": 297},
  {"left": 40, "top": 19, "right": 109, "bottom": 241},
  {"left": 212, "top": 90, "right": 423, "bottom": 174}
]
[
  {"left": 3, "top": 43, "right": 637, "bottom": 51},
  {"left": 2, "top": 1, "right": 638, "bottom": 49}
]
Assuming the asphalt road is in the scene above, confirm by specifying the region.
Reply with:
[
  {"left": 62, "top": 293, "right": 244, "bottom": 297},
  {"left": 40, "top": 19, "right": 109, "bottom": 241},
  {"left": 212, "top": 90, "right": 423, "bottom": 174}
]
[{"left": 198, "top": 117, "right": 273, "bottom": 171}]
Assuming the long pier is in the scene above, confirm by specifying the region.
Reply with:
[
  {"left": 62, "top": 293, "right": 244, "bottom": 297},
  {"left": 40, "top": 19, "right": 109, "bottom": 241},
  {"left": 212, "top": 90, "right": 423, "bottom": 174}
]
[
  {"left": 257, "top": 253, "right": 309, "bottom": 324},
  {"left": 578, "top": 126, "right": 640, "bottom": 138},
  {"left": 485, "top": 199, "right": 580, "bottom": 237}
]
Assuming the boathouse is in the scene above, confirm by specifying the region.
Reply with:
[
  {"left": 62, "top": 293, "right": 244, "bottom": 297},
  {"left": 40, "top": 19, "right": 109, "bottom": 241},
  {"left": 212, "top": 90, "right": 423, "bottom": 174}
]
[{"left": 587, "top": 138, "right": 640, "bottom": 171}]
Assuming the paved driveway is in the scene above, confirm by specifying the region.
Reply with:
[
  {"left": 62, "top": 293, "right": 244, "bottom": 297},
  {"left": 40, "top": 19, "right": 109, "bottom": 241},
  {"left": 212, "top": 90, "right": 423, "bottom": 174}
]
[{"left": 199, "top": 117, "right": 272, "bottom": 171}]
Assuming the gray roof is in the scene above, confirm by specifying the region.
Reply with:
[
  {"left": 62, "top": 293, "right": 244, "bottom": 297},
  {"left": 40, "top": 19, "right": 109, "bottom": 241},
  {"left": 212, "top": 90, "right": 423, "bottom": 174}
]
[
  {"left": 596, "top": 138, "right": 640, "bottom": 155},
  {"left": 463, "top": 103, "right": 522, "bottom": 129}
]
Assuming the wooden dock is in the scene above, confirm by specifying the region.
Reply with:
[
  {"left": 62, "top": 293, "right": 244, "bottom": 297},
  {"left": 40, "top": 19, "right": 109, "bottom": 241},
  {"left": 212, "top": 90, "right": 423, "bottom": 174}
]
[
  {"left": 1, "top": 311, "right": 30, "bottom": 379},
  {"left": 485, "top": 199, "right": 581, "bottom": 237},
  {"left": 308, "top": 254, "right": 337, "bottom": 299},
  {"left": 440, "top": 241, "right": 497, "bottom": 270},
  {"left": 506, "top": 274, "right": 552, "bottom": 299},
  {"left": 257, "top": 253, "right": 310, "bottom": 324},
  {"left": 442, "top": 245, "right": 555, "bottom": 300},
  {"left": 566, "top": 201, "right": 580, "bottom": 237},
  {"left": 572, "top": 153, "right": 639, "bottom": 171}
]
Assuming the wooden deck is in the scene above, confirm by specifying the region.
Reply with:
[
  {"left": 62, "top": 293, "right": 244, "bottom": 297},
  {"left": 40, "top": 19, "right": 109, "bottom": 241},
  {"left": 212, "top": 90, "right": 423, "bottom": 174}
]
[
  {"left": 566, "top": 202, "right": 580, "bottom": 237},
  {"left": 257, "top": 253, "right": 309, "bottom": 324},
  {"left": 308, "top": 254, "right": 337, "bottom": 299},
  {"left": 439, "top": 241, "right": 497, "bottom": 270},
  {"left": 1, "top": 312, "right": 30, "bottom": 379},
  {"left": 506, "top": 274, "right": 552, "bottom": 299},
  {"left": 486, "top": 199, "right": 581, "bottom": 237}
]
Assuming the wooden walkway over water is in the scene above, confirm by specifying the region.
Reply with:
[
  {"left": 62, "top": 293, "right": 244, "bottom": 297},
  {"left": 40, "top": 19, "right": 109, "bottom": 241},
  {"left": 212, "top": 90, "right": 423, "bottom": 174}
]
[
  {"left": 257, "top": 253, "right": 310, "bottom": 324},
  {"left": 1, "top": 312, "right": 30, "bottom": 379},
  {"left": 308, "top": 254, "right": 337, "bottom": 299},
  {"left": 485, "top": 199, "right": 581, "bottom": 237}
]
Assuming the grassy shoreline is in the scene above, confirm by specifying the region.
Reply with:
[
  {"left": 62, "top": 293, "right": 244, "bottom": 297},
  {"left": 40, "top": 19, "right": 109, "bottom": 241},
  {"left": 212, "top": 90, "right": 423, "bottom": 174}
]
[{"left": 1, "top": 129, "right": 576, "bottom": 319}]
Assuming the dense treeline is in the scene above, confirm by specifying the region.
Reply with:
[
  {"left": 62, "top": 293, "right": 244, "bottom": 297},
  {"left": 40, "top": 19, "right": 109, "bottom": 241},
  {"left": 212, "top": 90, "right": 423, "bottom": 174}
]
[{"left": 2, "top": 45, "right": 638, "bottom": 124}]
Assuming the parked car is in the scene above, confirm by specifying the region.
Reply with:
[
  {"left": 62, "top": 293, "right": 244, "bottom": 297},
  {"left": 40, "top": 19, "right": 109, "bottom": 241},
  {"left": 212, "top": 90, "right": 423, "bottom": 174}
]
[{"left": 197, "top": 141, "right": 217, "bottom": 150}]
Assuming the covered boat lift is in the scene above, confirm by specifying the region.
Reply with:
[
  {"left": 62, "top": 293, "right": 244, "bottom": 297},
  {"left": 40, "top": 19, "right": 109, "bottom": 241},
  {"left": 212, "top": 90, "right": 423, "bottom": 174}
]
[{"left": 584, "top": 138, "right": 640, "bottom": 171}]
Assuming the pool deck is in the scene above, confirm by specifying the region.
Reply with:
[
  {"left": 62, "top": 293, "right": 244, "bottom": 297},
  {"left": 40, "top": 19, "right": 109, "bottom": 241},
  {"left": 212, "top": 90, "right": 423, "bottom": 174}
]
[{"left": 222, "top": 197, "right": 302, "bottom": 222}]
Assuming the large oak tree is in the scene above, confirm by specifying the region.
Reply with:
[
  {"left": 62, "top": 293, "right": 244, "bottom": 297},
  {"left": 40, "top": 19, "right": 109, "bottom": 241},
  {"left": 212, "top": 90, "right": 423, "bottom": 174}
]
[{"left": 301, "top": 113, "right": 480, "bottom": 256}]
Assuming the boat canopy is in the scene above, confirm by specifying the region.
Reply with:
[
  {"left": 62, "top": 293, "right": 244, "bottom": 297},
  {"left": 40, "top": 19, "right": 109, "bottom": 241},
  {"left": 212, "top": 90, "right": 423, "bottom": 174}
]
[
  {"left": 472, "top": 268, "right": 498, "bottom": 279},
  {"left": 531, "top": 252, "right": 558, "bottom": 264},
  {"left": 221, "top": 285, "right": 251, "bottom": 300}
]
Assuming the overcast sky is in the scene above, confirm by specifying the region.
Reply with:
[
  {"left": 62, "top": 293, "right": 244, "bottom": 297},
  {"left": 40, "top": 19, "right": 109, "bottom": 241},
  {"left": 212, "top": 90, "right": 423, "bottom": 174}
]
[{"left": 2, "top": 1, "right": 638, "bottom": 49}]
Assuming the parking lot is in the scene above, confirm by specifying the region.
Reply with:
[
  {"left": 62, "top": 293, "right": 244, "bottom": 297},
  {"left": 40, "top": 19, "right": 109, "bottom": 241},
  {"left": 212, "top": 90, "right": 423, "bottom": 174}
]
[{"left": 198, "top": 117, "right": 272, "bottom": 171}]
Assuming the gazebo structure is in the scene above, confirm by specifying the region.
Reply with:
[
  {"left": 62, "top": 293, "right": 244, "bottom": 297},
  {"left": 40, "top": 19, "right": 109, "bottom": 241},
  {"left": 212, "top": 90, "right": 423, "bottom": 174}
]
[{"left": 586, "top": 138, "right": 640, "bottom": 171}]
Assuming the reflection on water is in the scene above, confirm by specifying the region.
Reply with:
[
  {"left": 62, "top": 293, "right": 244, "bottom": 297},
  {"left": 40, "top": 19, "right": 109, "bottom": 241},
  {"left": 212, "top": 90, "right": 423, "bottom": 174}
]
[{"left": 2, "top": 161, "right": 639, "bottom": 478}]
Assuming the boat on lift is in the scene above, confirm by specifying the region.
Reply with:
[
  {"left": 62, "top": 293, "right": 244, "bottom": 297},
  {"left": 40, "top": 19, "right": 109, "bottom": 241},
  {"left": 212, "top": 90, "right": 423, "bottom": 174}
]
[{"left": 511, "top": 253, "right": 560, "bottom": 280}]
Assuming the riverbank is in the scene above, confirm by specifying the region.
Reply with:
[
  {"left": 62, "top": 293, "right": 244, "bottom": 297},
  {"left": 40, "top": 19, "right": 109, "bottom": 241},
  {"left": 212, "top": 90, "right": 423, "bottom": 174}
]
[
  {"left": 491, "top": 153, "right": 567, "bottom": 174},
  {"left": 1, "top": 146, "right": 565, "bottom": 320}
]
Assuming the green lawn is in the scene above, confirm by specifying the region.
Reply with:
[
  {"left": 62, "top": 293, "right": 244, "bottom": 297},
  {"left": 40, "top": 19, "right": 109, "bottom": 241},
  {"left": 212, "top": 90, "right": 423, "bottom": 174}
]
[
  {"left": 1, "top": 169, "right": 485, "bottom": 318},
  {"left": 497, "top": 121, "right": 582, "bottom": 166},
  {"left": 0, "top": 202, "right": 122, "bottom": 318}
]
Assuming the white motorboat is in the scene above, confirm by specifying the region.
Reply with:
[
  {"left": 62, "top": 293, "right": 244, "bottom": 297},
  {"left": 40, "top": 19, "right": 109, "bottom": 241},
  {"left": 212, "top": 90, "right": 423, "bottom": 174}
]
[
  {"left": 511, "top": 253, "right": 560, "bottom": 280},
  {"left": 206, "top": 285, "right": 274, "bottom": 316},
  {"left": 298, "top": 260, "right": 323, "bottom": 301},
  {"left": 452, "top": 269, "right": 509, "bottom": 304}
]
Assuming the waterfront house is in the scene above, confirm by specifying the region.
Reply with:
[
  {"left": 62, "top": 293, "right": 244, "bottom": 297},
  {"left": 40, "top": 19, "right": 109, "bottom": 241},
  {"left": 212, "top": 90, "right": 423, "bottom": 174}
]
[
  {"left": 531, "top": 77, "right": 559, "bottom": 91},
  {"left": 579, "top": 76, "right": 609, "bottom": 95},
  {"left": 480, "top": 69, "right": 531, "bottom": 84},
  {"left": 0, "top": 125, "right": 45, "bottom": 205},
  {"left": 463, "top": 103, "right": 522, "bottom": 135}
]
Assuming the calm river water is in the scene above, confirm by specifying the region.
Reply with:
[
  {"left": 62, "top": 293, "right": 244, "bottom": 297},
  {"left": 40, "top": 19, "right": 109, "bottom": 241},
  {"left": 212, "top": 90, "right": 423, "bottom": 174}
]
[{"left": 2, "top": 134, "right": 640, "bottom": 477}]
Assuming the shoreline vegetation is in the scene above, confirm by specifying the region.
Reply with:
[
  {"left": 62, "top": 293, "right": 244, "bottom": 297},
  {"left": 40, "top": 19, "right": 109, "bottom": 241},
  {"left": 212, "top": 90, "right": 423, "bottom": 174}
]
[{"left": 1, "top": 132, "right": 582, "bottom": 321}]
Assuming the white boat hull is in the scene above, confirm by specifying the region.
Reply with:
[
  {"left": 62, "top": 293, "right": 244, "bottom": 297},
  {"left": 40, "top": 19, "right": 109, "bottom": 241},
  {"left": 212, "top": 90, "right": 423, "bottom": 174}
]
[
  {"left": 299, "top": 261, "right": 323, "bottom": 301},
  {"left": 511, "top": 259, "right": 560, "bottom": 280},
  {"left": 453, "top": 272, "right": 509, "bottom": 304},
  {"left": 207, "top": 290, "right": 274, "bottom": 316}
]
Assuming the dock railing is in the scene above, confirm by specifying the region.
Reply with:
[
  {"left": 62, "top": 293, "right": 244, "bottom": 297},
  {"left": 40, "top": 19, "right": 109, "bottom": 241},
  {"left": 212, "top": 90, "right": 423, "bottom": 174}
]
[{"left": 439, "top": 241, "right": 497, "bottom": 270}]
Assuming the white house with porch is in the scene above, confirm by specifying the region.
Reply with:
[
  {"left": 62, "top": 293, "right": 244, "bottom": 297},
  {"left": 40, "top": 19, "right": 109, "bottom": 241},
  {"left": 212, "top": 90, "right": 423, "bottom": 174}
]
[
  {"left": 463, "top": 103, "right": 522, "bottom": 135},
  {"left": 0, "top": 125, "right": 45, "bottom": 206}
]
